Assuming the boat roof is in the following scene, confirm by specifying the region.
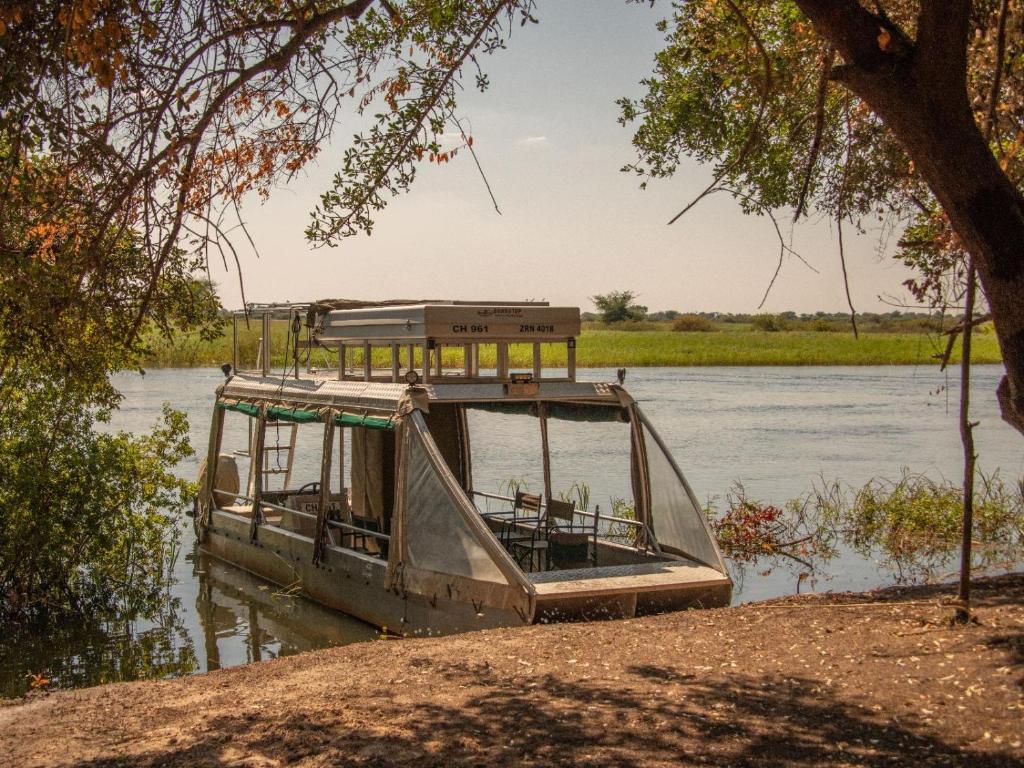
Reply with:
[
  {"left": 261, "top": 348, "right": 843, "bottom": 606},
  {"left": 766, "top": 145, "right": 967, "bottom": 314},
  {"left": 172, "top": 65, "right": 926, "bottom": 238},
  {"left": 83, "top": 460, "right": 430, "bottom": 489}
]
[{"left": 220, "top": 372, "right": 627, "bottom": 416}]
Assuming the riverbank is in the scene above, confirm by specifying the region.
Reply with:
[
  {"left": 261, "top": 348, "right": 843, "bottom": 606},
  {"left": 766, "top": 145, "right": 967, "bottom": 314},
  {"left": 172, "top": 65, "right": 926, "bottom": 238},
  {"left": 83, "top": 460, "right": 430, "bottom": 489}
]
[
  {"left": 143, "top": 322, "right": 1003, "bottom": 368},
  {"left": 3, "top": 574, "right": 1021, "bottom": 767}
]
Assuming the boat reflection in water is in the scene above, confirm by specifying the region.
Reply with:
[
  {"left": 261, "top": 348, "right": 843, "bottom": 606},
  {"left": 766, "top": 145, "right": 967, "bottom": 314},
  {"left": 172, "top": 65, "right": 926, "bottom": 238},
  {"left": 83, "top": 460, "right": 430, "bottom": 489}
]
[
  {"left": 0, "top": 542, "right": 377, "bottom": 699},
  {"left": 191, "top": 547, "right": 378, "bottom": 671}
]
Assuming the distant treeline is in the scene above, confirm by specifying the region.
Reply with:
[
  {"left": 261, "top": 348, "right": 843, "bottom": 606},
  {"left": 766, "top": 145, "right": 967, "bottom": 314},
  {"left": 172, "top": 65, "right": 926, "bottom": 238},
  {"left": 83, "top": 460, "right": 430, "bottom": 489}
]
[{"left": 580, "top": 310, "right": 958, "bottom": 334}]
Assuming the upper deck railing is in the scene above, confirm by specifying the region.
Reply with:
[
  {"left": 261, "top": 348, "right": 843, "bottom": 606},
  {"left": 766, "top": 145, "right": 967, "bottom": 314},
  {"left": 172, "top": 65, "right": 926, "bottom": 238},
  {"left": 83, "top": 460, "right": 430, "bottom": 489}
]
[{"left": 230, "top": 300, "right": 581, "bottom": 386}]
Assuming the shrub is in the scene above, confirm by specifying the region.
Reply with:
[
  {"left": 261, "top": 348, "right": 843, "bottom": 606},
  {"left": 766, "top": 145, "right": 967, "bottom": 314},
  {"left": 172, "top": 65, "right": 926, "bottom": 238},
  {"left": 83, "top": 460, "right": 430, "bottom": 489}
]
[
  {"left": 752, "top": 313, "right": 786, "bottom": 332},
  {"left": 0, "top": 394, "right": 193, "bottom": 621},
  {"left": 671, "top": 314, "right": 716, "bottom": 332}
]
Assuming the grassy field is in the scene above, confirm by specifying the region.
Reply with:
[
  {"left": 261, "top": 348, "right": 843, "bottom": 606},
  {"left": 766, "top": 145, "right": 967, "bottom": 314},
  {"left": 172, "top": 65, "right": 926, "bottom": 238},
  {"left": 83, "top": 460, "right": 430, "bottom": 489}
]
[{"left": 142, "top": 319, "right": 1002, "bottom": 369}]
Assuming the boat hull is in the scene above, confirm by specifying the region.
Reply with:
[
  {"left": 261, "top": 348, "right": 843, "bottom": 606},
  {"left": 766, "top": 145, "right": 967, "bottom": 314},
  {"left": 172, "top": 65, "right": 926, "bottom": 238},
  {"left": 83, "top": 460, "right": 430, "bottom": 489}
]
[
  {"left": 202, "top": 510, "right": 529, "bottom": 635},
  {"left": 202, "top": 511, "right": 732, "bottom": 635}
]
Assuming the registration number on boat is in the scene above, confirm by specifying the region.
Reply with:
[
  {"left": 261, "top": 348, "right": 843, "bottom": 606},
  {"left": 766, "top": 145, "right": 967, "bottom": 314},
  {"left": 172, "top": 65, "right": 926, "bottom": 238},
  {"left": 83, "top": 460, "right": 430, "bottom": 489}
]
[{"left": 450, "top": 324, "right": 490, "bottom": 333}]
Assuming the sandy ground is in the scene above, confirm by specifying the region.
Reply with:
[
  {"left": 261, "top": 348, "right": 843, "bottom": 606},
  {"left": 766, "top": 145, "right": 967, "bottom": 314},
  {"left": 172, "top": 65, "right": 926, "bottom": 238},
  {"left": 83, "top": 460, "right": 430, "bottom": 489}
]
[{"left": 1, "top": 574, "right": 1022, "bottom": 767}]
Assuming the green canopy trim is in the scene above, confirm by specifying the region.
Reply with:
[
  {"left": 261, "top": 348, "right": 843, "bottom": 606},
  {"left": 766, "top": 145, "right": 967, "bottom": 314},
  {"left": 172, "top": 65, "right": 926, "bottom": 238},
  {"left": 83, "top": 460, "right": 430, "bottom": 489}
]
[
  {"left": 337, "top": 412, "right": 395, "bottom": 431},
  {"left": 218, "top": 401, "right": 395, "bottom": 431}
]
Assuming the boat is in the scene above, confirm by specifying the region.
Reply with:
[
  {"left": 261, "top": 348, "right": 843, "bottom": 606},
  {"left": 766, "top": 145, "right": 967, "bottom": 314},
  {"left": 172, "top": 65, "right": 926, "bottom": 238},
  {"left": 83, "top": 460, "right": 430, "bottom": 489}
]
[{"left": 192, "top": 299, "right": 731, "bottom": 635}]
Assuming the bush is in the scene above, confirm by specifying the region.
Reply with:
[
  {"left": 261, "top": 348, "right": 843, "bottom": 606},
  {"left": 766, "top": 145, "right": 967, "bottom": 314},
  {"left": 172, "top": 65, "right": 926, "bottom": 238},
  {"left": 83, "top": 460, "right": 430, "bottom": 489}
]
[
  {"left": 813, "top": 469, "right": 1024, "bottom": 584},
  {"left": 0, "top": 392, "right": 193, "bottom": 621},
  {"left": 671, "top": 314, "right": 717, "bottom": 332},
  {"left": 752, "top": 313, "right": 787, "bottom": 332}
]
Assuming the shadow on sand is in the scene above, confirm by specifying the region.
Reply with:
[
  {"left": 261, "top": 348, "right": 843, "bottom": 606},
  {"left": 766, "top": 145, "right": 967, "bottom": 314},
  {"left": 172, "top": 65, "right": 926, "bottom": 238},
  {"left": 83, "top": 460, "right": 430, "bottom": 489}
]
[{"left": 68, "top": 659, "right": 1017, "bottom": 767}]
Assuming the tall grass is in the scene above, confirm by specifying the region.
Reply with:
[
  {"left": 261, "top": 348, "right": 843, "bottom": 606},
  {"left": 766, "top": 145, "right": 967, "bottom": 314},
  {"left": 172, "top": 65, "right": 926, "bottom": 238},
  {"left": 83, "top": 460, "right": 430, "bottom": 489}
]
[{"left": 142, "top": 321, "right": 1002, "bottom": 369}]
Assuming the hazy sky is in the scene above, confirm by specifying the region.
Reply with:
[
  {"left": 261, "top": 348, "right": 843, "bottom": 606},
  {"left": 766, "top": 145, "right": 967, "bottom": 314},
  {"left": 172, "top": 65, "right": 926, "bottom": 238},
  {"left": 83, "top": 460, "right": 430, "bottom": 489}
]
[{"left": 214, "top": 1, "right": 916, "bottom": 315}]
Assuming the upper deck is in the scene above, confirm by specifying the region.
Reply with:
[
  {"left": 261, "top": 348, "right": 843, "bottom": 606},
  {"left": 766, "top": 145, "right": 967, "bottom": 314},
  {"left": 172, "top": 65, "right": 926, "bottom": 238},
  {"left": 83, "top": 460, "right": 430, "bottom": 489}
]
[{"left": 231, "top": 299, "right": 585, "bottom": 388}]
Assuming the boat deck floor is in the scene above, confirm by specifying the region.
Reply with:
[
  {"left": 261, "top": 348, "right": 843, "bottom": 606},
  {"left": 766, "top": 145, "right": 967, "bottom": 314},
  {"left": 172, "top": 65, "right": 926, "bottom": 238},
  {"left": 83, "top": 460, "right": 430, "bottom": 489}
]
[{"left": 528, "top": 560, "right": 729, "bottom": 598}]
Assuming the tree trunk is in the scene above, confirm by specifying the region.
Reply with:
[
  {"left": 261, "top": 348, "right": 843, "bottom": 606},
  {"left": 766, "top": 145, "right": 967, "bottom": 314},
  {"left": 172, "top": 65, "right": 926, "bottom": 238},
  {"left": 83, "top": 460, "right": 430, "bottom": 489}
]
[
  {"left": 957, "top": 262, "right": 977, "bottom": 624},
  {"left": 795, "top": 0, "right": 1024, "bottom": 436}
]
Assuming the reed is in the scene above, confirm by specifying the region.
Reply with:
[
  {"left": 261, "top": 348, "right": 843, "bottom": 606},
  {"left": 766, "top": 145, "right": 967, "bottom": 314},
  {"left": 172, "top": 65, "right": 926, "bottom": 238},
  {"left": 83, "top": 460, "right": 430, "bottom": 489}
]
[{"left": 141, "top": 322, "right": 1002, "bottom": 369}]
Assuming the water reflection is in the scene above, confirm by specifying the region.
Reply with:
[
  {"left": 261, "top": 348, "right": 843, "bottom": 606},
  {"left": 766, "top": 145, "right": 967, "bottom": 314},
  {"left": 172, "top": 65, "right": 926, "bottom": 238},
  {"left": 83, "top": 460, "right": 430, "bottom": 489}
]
[
  {"left": 0, "top": 540, "right": 377, "bottom": 699},
  {"left": 192, "top": 547, "right": 377, "bottom": 672},
  {"left": 0, "top": 592, "right": 197, "bottom": 699}
]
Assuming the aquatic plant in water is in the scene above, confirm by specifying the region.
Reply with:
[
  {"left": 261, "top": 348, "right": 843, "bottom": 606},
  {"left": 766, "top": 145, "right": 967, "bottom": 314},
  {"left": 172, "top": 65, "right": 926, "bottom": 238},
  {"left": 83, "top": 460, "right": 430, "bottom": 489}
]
[
  {"left": 707, "top": 469, "right": 1024, "bottom": 589},
  {"left": 813, "top": 469, "right": 1024, "bottom": 585}
]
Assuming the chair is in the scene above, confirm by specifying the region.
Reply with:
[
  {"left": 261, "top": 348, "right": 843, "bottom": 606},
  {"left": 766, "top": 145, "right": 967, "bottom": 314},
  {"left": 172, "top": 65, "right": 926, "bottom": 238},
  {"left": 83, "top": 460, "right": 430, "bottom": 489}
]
[
  {"left": 349, "top": 514, "right": 385, "bottom": 557},
  {"left": 507, "top": 492, "right": 547, "bottom": 571},
  {"left": 497, "top": 491, "right": 541, "bottom": 545},
  {"left": 545, "top": 498, "right": 599, "bottom": 570},
  {"left": 514, "top": 491, "right": 543, "bottom": 519}
]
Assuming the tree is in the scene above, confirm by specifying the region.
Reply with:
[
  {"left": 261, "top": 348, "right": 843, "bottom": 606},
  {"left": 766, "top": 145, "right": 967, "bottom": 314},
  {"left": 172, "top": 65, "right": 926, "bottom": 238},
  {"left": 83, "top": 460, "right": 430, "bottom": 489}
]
[
  {"left": 0, "top": 0, "right": 536, "bottom": 347},
  {"left": 0, "top": 0, "right": 535, "bottom": 616},
  {"left": 619, "top": 1, "right": 1024, "bottom": 435},
  {"left": 591, "top": 290, "right": 648, "bottom": 323},
  {"left": 0, "top": 140, "right": 216, "bottom": 619},
  {"left": 618, "top": 0, "right": 1024, "bottom": 621}
]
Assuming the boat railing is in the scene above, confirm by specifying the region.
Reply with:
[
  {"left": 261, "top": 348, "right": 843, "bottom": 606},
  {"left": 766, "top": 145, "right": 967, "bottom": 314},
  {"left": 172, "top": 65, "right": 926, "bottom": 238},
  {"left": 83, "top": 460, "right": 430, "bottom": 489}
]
[
  {"left": 471, "top": 490, "right": 649, "bottom": 531},
  {"left": 232, "top": 495, "right": 391, "bottom": 542}
]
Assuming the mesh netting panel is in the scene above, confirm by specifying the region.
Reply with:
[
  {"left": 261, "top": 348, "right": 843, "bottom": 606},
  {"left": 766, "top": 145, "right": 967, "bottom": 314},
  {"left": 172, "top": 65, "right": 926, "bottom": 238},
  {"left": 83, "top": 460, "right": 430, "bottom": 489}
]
[
  {"left": 643, "top": 423, "right": 722, "bottom": 569},
  {"left": 404, "top": 425, "right": 507, "bottom": 583}
]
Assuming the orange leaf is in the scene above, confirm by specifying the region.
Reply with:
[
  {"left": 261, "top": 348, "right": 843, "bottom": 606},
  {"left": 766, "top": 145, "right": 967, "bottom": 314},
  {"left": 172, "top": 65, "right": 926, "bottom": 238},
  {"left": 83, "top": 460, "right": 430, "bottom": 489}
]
[{"left": 877, "top": 27, "right": 891, "bottom": 52}]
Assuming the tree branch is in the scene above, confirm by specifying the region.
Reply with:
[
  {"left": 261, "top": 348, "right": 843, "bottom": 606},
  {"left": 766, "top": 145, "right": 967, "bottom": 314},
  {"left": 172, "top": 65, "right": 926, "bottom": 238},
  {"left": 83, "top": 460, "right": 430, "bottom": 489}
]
[
  {"left": 795, "top": 47, "right": 835, "bottom": 222},
  {"left": 794, "top": 0, "right": 909, "bottom": 75}
]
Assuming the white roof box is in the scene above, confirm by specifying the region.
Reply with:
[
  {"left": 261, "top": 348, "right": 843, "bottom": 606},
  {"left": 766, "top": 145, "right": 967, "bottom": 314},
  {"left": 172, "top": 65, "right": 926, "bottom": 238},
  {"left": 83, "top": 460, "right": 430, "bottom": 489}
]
[{"left": 317, "top": 303, "right": 581, "bottom": 344}]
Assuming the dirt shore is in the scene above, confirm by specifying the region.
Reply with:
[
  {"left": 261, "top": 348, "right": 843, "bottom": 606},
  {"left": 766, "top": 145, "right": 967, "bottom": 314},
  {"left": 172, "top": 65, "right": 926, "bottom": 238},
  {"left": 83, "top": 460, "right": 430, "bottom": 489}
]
[{"left": 2, "top": 574, "right": 1022, "bottom": 767}]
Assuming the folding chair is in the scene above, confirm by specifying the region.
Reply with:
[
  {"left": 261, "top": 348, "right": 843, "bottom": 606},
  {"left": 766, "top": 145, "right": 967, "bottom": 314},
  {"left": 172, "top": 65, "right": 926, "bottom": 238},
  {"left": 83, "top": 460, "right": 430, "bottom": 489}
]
[
  {"left": 507, "top": 492, "right": 547, "bottom": 571},
  {"left": 545, "top": 498, "right": 599, "bottom": 570}
]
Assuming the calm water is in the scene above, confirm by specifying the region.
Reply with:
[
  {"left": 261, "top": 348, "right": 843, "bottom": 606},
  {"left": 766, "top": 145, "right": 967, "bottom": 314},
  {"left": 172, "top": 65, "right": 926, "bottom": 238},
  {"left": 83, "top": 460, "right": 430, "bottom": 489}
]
[{"left": 1, "top": 365, "right": 1021, "bottom": 697}]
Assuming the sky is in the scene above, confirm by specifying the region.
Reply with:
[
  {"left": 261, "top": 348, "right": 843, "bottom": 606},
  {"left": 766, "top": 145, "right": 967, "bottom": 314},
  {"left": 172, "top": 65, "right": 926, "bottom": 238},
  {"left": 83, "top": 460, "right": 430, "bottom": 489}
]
[{"left": 212, "top": 1, "right": 917, "bottom": 315}]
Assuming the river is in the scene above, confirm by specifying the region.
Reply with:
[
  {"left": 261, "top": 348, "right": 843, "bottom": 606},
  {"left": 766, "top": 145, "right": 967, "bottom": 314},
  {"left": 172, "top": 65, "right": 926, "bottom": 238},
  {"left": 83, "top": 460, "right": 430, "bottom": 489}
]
[{"left": 1, "top": 365, "right": 1021, "bottom": 697}]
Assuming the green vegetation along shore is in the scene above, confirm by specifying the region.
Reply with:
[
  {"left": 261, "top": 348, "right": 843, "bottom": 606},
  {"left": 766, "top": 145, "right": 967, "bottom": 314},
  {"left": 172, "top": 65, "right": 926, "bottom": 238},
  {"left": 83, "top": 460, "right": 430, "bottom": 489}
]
[{"left": 143, "top": 319, "right": 1002, "bottom": 369}]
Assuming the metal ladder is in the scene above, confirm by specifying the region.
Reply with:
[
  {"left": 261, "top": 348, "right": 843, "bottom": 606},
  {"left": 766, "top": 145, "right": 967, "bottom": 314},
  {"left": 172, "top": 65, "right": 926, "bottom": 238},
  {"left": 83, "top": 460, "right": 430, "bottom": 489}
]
[
  {"left": 256, "top": 420, "right": 298, "bottom": 492},
  {"left": 241, "top": 336, "right": 298, "bottom": 492}
]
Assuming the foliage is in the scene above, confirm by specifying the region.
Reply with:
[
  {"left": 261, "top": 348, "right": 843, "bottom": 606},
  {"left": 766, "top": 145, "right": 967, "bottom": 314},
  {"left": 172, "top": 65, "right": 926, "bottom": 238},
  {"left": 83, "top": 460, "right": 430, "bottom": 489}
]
[
  {"left": 606, "top": 496, "right": 640, "bottom": 547},
  {"left": 0, "top": 0, "right": 537, "bottom": 295},
  {"left": 670, "top": 314, "right": 716, "bottom": 332},
  {"left": 591, "top": 290, "right": 648, "bottom": 324},
  {"left": 705, "top": 483, "right": 837, "bottom": 578},
  {"left": 0, "top": 394, "right": 194, "bottom": 620},
  {"left": 497, "top": 477, "right": 529, "bottom": 498},
  {"left": 813, "top": 469, "right": 1024, "bottom": 584},
  {"left": 557, "top": 482, "right": 591, "bottom": 513},
  {"left": 708, "top": 470, "right": 1024, "bottom": 588},
  {"left": 0, "top": 140, "right": 222, "bottom": 406},
  {"left": 751, "top": 314, "right": 787, "bottom": 332},
  {"left": 617, "top": 2, "right": 1024, "bottom": 316},
  {"left": 309, "top": 1, "right": 539, "bottom": 242},
  {"left": 0, "top": 141, "right": 214, "bottom": 619},
  {"left": 147, "top": 319, "right": 1002, "bottom": 369}
]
